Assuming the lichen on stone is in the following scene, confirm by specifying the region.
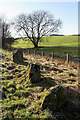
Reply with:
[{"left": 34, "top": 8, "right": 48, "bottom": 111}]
[
  {"left": 25, "top": 63, "right": 41, "bottom": 83},
  {"left": 42, "top": 85, "right": 66, "bottom": 111}
]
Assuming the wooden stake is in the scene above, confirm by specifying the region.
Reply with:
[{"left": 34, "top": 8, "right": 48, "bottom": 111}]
[
  {"left": 51, "top": 52, "right": 54, "bottom": 58},
  {"left": 34, "top": 51, "right": 36, "bottom": 55},
  {"left": 42, "top": 51, "right": 44, "bottom": 56},
  {"left": 66, "top": 53, "right": 69, "bottom": 63}
]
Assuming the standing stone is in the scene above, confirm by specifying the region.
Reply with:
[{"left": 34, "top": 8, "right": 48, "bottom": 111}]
[
  {"left": 13, "top": 49, "right": 23, "bottom": 62},
  {"left": 26, "top": 63, "right": 41, "bottom": 83},
  {"left": 42, "top": 85, "right": 66, "bottom": 111}
]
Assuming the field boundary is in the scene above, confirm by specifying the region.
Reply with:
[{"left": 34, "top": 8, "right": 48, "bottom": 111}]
[{"left": 25, "top": 48, "right": 79, "bottom": 63}]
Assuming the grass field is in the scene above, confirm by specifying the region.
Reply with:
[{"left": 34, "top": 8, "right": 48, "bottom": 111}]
[{"left": 12, "top": 36, "right": 78, "bottom": 59}]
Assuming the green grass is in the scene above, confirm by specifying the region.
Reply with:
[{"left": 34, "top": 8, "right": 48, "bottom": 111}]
[
  {"left": 12, "top": 38, "right": 34, "bottom": 48},
  {"left": 39, "top": 36, "right": 78, "bottom": 47},
  {"left": 12, "top": 36, "right": 78, "bottom": 48},
  {"left": 12, "top": 36, "right": 78, "bottom": 59}
]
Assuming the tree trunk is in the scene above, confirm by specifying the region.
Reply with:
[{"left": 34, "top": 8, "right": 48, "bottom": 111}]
[
  {"left": 33, "top": 41, "right": 38, "bottom": 48},
  {"left": 2, "top": 37, "right": 6, "bottom": 48},
  {"left": 34, "top": 44, "right": 38, "bottom": 48}
]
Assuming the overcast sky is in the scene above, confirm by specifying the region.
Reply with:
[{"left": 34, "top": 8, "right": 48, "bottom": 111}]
[{"left": 0, "top": 0, "right": 79, "bottom": 36}]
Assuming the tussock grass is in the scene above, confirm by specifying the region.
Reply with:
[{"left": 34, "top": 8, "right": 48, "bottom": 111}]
[{"left": 1, "top": 49, "right": 79, "bottom": 120}]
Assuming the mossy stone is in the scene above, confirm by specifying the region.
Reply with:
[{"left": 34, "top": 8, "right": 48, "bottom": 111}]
[
  {"left": 26, "top": 63, "right": 41, "bottom": 83},
  {"left": 13, "top": 49, "right": 23, "bottom": 62},
  {"left": 42, "top": 85, "right": 66, "bottom": 111}
]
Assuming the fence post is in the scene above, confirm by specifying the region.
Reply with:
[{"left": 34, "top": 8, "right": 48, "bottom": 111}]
[
  {"left": 51, "top": 52, "right": 54, "bottom": 58},
  {"left": 34, "top": 51, "right": 36, "bottom": 55},
  {"left": 28, "top": 49, "right": 30, "bottom": 53},
  {"left": 42, "top": 51, "right": 44, "bottom": 56},
  {"left": 66, "top": 53, "right": 69, "bottom": 63}
]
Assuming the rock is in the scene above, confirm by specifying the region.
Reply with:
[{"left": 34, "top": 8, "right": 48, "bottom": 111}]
[
  {"left": 13, "top": 49, "right": 23, "bottom": 62},
  {"left": 26, "top": 63, "right": 41, "bottom": 83},
  {"left": 42, "top": 85, "right": 66, "bottom": 111}
]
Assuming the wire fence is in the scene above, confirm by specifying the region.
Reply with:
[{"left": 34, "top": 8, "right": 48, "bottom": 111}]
[
  {"left": 12, "top": 47, "right": 79, "bottom": 63},
  {"left": 25, "top": 49, "right": 79, "bottom": 63}
]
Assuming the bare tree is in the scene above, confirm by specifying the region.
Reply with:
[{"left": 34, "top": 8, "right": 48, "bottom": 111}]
[
  {"left": 0, "top": 17, "right": 11, "bottom": 48},
  {"left": 14, "top": 10, "right": 62, "bottom": 48}
]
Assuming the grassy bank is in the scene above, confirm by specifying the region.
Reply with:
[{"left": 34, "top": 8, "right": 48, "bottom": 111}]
[{"left": 1, "top": 49, "right": 79, "bottom": 120}]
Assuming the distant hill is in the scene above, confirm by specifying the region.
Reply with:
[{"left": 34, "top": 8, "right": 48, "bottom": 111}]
[
  {"left": 50, "top": 34, "right": 80, "bottom": 36},
  {"left": 71, "top": 34, "right": 80, "bottom": 36},
  {"left": 50, "top": 34, "right": 65, "bottom": 36}
]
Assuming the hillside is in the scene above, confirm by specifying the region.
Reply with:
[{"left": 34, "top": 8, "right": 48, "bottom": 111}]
[{"left": 12, "top": 36, "right": 78, "bottom": 48}]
